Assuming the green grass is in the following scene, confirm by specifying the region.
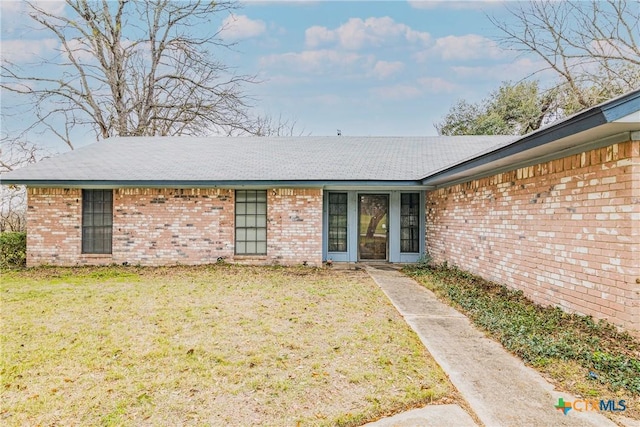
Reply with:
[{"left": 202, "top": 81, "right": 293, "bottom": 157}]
[
  {"left": 405, "top": 264, "right": 640, "bottom": 419},
  {"left": 1, "top": 265, "right": 454, "bottom": 426}
]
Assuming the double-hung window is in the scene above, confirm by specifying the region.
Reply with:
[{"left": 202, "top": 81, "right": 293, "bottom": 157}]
[
  {"left": 82, "top": 189, "right": 113, "bottom": 254},
  {"left": 235, "top": 190, "right": 267, "bottom": 255}
]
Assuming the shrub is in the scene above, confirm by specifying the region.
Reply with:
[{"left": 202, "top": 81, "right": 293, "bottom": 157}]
[
  {"left": 0, "top": 231, "right": 26, "bottom": 268},
  {"left": 415, "top": 252, "right": 433, "bottom": 268}
]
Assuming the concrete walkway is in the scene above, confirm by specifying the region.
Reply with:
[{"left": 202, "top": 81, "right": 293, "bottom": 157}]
[
  {"left": 364, "top": 266, "right": 617, "bottom": 427},
  {"left": 363, "top": 404, "right": 476, "bottom": 427}
]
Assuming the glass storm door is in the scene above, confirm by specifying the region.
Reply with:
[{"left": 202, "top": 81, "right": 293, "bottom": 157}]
[{"left": 358, "top": 194, "right": 389, "bottom": 260}]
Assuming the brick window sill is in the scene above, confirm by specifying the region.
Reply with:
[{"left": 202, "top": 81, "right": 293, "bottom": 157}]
[{"left": 233, "top": 255, "right": 268, "bottom": 260}]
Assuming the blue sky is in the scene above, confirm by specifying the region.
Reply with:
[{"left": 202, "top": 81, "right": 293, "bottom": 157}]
[
  {"left": 0, "top": 1, "right": 550, "bottom": 151},
  {"left": 225, "top": 1, "right": 544, "bottom": 136}
]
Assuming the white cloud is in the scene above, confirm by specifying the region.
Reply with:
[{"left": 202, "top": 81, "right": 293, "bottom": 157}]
[
  {"left": 0, "top": 0, "right": 67, "bottom": 17},
  {"left": 0, "top": 1, "right": 22, "bottom": 15},
  {"left": 31, "top": 0, "right": 67, "bottom": 15},
  {"left": 62, "top": 38, "right": 108, "bottom": 63},
  {"left": 260, "top": 49, "right": 373, "bottom": 74},
  {"left": 408, "top": 1, "right": 504, "bottom": 10},
  {"left": 369, "top": 74, "right": 459, "bottom": 100},
  {"left": 305, "top": 25, "right": 337, "bottom": 48},
  {"left": 406, "top": 1, "right": 439, "bottom": 10},
  {"left": 219, "top": 14, "right": 267, "bottom": 41},
  {"left": 261, "top": 50, "right": 407, "bottom": 81},
  {"left": 415, "top": 34, "right": 505, "bottom": 62},
  {"left": 1, "top": 1, "right": 66, "bottom": 35},
  {"left": 437, "top": 35, "right": 504, "bottom": 60},
  {"left": 0, "top": 38, "right": 58, "bottom": 63},
  {"left": 305, "top": 17, "right": 430, "bottom": 50},
  {"left": 371, "top": 60, "right": 404, "bottom": 79}
]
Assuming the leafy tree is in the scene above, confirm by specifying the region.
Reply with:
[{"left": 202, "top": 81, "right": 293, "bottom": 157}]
[
  {"left": 436, "top": 81, "right": 550, "bottom": 136},
  {"left": 1, "top": 0, "right": 258, "bottom": 149}
]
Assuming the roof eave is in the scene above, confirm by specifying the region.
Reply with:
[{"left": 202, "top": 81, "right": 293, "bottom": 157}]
[
  {"left": 421, "top": 89, "right": 640, "bottom": 188},
  {"left": 3, "top": 179, "right": 428, "bottom": 189}
]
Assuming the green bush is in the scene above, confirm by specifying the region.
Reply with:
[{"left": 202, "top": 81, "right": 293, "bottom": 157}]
[
  {"left": 415, "top": 252, "right": 433, "bottom": 268},
  {"left": 0, "top": 232, "right": 26, "bottom": 268}
]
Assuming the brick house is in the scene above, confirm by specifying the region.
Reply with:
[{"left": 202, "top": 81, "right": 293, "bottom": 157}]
[{"left": 2, "top": 90, "right": 639, "bottom": 332}]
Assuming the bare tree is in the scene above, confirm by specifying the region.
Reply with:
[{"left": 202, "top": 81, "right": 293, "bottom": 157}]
[
  {"left": 490, "top": 0, "right": 640, "bottom": 112},
  {"left": 0, "top": 136, "right": 43, "bottom": 231},
  {"left": 1, "top": 0, "right": 258, "bottom": 150},
  {"left": 245, "top": 114, "right": 308, "bottom": 137}
]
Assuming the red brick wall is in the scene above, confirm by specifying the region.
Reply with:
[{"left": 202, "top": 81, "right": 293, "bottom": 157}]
[
  {"left": 26, "top": 188, "right": 84, "bottom": 266},
  {"left": 26, "top": 188, "right": 323, "bottom": 267},
  {"left": 426, "top": 140, "right": 640, "bottom": 332},
  {"left": 112, "top": 188, "right": 235, "bottom": 265},
  {"left": 265, "top": 188, "right": 323, "bottom": 266}
]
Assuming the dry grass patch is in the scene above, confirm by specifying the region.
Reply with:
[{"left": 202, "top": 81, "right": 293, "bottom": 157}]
[{"left": 1, "top": 265, "right": 454, "bottom": 426}]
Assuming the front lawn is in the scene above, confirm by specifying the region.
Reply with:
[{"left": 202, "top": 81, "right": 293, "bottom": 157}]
[
  {"left": 405, "top": 264, "right": 640, "bottom": 421},
  {"left": 1, "top": 265, "right": 454, "bottom": 426}
]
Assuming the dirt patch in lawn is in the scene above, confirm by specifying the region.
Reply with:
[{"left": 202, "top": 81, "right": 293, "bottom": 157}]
[{"left": 1, "top": 265, "right": 457, "bottom": 426}]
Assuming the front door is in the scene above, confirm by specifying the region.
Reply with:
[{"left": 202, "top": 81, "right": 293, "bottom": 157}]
[{"left": 358, "top": 194, "right": 389, "bottom": 260}]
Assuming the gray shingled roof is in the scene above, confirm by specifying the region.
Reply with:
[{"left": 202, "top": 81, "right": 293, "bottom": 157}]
[{"left": 2, "top": 136, "right": 514, "bottom": 185}]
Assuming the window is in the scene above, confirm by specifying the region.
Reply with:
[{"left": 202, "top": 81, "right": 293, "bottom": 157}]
[
  {"left": 82, "top": 189, "right": 113, "bottom": 254},
  {"left": 328, "top": 192, "right": 348, "bottom": 252},
  {"left": 400, "top": 193, "right": 420, "bottom": 253},
  {"left": 235, "top": 190, "right": 267, "bottom": 255}
]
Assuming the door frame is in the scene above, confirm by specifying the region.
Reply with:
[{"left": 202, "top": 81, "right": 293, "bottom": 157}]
[
  {"left": 357, "top": 193, "right": 389, "bottom": 261},
  {"left": 323, "top": 190, "right": 425, "bottom": 263}
]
